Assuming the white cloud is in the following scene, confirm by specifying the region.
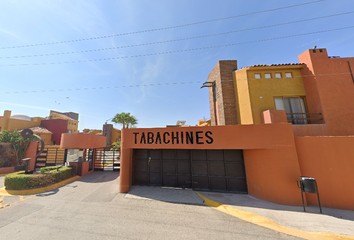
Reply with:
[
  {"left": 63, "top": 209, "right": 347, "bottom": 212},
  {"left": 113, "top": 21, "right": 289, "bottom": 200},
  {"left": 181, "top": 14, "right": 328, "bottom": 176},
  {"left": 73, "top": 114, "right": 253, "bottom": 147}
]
[{"left": 0, "top": 102, "right": 52, "bottom": 111}]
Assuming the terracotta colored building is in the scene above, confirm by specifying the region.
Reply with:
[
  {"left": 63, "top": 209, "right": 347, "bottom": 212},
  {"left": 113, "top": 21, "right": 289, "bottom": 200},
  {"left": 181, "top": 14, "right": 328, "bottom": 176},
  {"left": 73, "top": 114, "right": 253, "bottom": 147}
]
[
  {"left": 41, "top": 119, "right": 69, "bottom": 145},
  {"left": 49, "top": 110, "right": 79, "bottom": 134},
  {"left": 0, "top": 110, "right": 79, "bottom": 146},
  {"left": 117, "top": 48, "right": 354, "bottom": 210}
]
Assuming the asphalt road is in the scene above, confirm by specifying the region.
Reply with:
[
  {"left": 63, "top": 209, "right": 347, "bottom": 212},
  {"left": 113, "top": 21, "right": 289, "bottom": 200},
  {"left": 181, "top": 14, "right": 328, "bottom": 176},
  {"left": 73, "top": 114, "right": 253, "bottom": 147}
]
[{"left": 0, "top": 172, "right": 300, "bottom": 240}]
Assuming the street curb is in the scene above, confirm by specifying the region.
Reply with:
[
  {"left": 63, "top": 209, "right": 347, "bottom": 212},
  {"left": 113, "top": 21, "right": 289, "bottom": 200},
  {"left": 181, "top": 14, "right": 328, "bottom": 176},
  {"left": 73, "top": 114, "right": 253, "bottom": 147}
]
[
  {"left": 196, "top": 192, "right": 354, "bottom": 240},
  {"left": 0, "top": 176, "right": 80, "bottom": 196}
]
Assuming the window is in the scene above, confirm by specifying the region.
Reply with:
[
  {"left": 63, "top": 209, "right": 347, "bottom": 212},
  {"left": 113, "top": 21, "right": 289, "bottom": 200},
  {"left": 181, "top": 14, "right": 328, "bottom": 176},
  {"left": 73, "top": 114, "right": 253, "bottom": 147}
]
[
  {"left": 67, "top": 130, "right": 72, "bottom": 133},
  {"left": 285, "top": 72, "right": 293, "bottom": 78},
  {"left": 274, "top": 97, "right": 308, "bottom": 124},
  {"left": 50, "top": 116, "right": 53, "bottom": 119},
  {"left": 264, "top": 73, "right": 271, "bottom": 79},
  {"left": 255, "top": 73, "right": 261, "bottom": 79},
  {"left": 275, "top": 73, "right": 282, "bottom": 78}
]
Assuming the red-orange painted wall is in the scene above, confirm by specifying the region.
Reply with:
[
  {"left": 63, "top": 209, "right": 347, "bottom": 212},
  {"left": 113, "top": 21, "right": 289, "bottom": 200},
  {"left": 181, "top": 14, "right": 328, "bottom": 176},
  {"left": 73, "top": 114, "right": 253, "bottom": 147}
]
[
  {"left": 298, "top": 49, "right": 354, "bottom": 136},
  {"left": 120, "top": 124, "right": 304, "bottom": 206},
  {"left": 81, "top": 161, "right": 93, "bottom": 176},
  {"left": 295, "top": 136, "right": 354, "bottom": 210},
  {"left": 261, "top": 110, "right": 288, "bottom": 124},
  {"left": 60, "top": 133, "right": 106, "bottom": 149},
  {"left": 23, "top": 141, "right": 39, "bottom": 171},
  {"left": 0, "top": 167, "right": 15, "bottom": 174},
  {"left": 69, "top": 162, "right": 79, "bottom": 175}
]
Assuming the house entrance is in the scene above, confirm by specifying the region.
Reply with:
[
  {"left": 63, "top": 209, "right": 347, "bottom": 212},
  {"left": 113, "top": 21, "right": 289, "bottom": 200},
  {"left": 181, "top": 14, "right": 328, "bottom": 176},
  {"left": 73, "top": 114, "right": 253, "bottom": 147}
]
[{"left": 132, "top": 149, "right": 247, "bottom": 193}]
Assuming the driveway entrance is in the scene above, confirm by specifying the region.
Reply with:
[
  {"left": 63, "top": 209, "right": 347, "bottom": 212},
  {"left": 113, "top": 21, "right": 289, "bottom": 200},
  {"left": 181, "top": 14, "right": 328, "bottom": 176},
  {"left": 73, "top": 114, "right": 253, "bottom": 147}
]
[
  {"left": 132, "top": 149, "right": 247, "bottom": 193},
  {"left": 94, "top": 148, "right": 120, "bottom": 171}
]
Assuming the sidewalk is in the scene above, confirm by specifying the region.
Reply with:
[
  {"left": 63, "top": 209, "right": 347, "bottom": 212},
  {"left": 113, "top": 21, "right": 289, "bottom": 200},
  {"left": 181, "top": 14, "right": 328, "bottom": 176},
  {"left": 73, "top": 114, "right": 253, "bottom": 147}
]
[{"left": 125, "top": 186, "right": 354, "bottom": 238}]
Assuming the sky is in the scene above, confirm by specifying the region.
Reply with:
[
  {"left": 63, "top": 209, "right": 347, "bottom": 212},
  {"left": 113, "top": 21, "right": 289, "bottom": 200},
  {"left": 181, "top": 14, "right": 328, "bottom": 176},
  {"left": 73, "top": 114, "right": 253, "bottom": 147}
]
[{"left": 0, "top": 0, "right": 353, "bottom": 131}]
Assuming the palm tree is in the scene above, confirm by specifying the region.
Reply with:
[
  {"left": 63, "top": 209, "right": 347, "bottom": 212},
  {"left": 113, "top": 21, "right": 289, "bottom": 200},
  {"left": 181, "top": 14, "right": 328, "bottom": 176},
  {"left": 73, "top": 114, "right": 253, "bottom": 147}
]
[
  {"left": 112, "top": 112, "right": 138, "bottom": 129},
  {"left": 126, "top": 115, "right": 138, "bottom": 128}
]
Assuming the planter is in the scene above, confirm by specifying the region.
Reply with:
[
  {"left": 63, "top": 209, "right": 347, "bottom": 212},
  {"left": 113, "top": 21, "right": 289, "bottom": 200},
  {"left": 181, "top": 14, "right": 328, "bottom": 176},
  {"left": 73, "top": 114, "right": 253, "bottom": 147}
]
[{"left": 0, "top": 167, "right": 15, "bottom": 175}]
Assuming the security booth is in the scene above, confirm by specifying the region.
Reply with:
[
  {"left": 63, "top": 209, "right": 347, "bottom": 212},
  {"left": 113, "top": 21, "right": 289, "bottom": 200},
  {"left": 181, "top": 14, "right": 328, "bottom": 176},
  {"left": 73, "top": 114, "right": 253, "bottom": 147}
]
[
  {"left": 119, "top": 124, "right": 305, "bottom": 207},
  {"left": 60, "top": 133, "right": 106, "bottom": 176}
]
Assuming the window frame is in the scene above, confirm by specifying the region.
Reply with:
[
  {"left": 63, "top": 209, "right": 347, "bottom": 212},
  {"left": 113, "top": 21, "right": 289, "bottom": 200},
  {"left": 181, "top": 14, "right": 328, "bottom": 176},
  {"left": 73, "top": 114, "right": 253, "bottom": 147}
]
[
  {"left": 285, "top": 72, "right": 293, "bottom": 78},
  {"left": 264, "top": 73, "right": 271, "bottom": 79},
  {"left": 275, "top": 73, "right": 282, "bottom": 78},
  {"left": 273, "top": 96, "right": 308, "bottom": 124}
]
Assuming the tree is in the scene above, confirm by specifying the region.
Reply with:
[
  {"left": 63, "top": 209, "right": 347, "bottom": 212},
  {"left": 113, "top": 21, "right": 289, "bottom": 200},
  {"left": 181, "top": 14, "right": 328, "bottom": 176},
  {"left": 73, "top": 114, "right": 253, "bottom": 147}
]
[
  {"left": 0, "top": 130, "right": 35, "bottom": 165},
  {"left": 126, "top": 115, "right": 138, "bottom": 128},
  {"left": 112, "top": 112, "right": 138, "bottom": 129},
  {"left": 110, "top": 140, "right": 121, "bottom": 151}
]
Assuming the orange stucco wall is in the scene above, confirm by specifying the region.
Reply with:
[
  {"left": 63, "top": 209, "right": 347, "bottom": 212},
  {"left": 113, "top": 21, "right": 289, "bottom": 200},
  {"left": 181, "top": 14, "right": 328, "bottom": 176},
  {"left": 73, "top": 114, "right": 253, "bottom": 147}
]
[
  {"left": 23, "top": 141, "right": 39, "bottom": 171},
  {"left": 298, "top": 49, "right": 354, "bottom": 136},
  {"left": 60, "top": 133, "right": 106, "bottom": 149},
  {"left": 81, "top": 161, "right": 93, "bottom": 176},
  {"left": 119, "top": 124, "right": 304, "bottom": 206},
  {"left": 0, "top": 167, "right": 15, "bottom": 174},
  {"left": 292, "top": 124, "right": 328, "bottom": 137},
  {"left": 69, "top": 162, "right": 79, "bottom": 175},
  {"left": 262, "top": 110, "right": 288, "bottom": 124},
  {"left": 295, "top": 136, "right": 354, "bottom": 210}
]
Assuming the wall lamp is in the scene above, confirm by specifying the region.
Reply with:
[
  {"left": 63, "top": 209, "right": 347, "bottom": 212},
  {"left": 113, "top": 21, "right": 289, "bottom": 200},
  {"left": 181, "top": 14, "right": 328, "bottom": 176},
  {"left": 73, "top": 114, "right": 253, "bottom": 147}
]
[{"left": 200, "top": 81, "right": 215, "bottom": 89}]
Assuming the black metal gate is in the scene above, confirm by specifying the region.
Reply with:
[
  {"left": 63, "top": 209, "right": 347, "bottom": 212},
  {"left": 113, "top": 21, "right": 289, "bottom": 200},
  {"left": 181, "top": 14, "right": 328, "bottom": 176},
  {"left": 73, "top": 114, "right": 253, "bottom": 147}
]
[
  {"left": 94, "top": 148, "right": 120, "bottom": 171},
  {"left": 86, "top": 149, "right": 94, "bottom": 171},
  {"left": 35, "top": 148, "right": 67, "bottom": 169},
  {"left": 132, "top": 149, "right": 248, "bottom": 193}
]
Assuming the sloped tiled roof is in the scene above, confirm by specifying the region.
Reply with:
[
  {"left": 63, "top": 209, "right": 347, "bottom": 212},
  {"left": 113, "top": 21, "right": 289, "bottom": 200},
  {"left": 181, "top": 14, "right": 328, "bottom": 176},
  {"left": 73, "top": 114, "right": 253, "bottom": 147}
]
[
  {"left": 18, "top": 126, "right": 52, "bottom": 134},
  {"left": 238, "top": 63, "right": 304, "bottom": 70},
  {"left": 85, "top": 129, "right": 97, "bottom": 134},
  {"left": 96, "top": 132, "right": 103, "bottom": 135},
  {"left": 251, "top": 63, "right": 305, "bottom": 67},
  {"left": 51, "top": 110, "right": 77, "bottom": 121}
]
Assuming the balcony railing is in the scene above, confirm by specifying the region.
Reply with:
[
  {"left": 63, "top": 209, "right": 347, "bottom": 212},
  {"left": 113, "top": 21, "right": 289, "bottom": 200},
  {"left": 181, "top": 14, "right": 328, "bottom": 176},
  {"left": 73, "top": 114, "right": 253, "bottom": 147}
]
[{"left": 286, "top": 112, "right": 323, "bottom": 124}]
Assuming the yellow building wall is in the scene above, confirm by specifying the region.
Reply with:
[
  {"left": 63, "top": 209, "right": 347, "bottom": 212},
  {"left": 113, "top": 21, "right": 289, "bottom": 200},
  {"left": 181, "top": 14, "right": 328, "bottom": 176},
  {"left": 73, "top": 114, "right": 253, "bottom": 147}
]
[
  {"left": 198, "top": 120, "right": 211, "bottom": 126},
  {"left": 82, "top": 128, "right": 102, "bottom": 135},
  {"left": 36, "top": 132, "right": 53, "bottom": 145},
  {"left": 0, "top": 111, "right": 11, "bottom": 132},
  {"left": 0, "top": 111, "right": 45, "bottom": 132},
  {"left": 246, "top": 67, "right": 306, "bottom": 124},
  {"left": 111, "top": 129, "right": 121, "bottom": 143},
  {"left": 67, "top": 121, "right": 78, "bottom": 133},
  {"left": 7, "top": 118, "right": 44, "bottom": 132},
  {"left": 234, "top": 69, "right": 254, "bottom": 124}
]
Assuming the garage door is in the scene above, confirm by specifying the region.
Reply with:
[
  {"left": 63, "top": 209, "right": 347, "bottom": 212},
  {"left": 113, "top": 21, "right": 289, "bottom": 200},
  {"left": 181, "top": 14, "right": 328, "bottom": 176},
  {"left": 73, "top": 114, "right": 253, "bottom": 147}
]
[{"left": 132, "top": 149, "right": 247, "bottom": 193}]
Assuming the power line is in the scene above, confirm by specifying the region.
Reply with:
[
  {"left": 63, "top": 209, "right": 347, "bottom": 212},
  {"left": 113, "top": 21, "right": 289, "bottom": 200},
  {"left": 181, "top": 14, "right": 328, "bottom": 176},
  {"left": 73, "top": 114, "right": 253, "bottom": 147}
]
[
  {"left": 0, "top": 81, "right": 204, "bottom": 94},
  {"left": 1, "top": 25, "right": 353, "bottom": 67},
  {"left": 0, "top": 0, "right": 324, "bottom": 50},
  {"left": 0, "top": 72, "right": 351, "bottom": 95},
  {"left": 1, "top": 11, "right": 352, "bottom": 60}
]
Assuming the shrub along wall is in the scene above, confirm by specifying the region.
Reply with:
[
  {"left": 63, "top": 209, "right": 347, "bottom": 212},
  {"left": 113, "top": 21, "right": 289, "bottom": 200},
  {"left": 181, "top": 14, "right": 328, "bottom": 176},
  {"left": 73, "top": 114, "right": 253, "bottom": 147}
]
[{"left": 4, "top": 166, "right": 76, "bottom": 190}]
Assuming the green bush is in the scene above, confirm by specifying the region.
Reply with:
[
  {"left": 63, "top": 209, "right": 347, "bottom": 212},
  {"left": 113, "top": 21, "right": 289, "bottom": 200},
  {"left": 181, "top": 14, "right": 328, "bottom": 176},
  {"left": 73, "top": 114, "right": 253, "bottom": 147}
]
[
  {"left": 4, "top": 166, "right": 76, "bottom": 190},
  {"left": 40, "top": 166, "right": 64, "bottom": 173}
]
